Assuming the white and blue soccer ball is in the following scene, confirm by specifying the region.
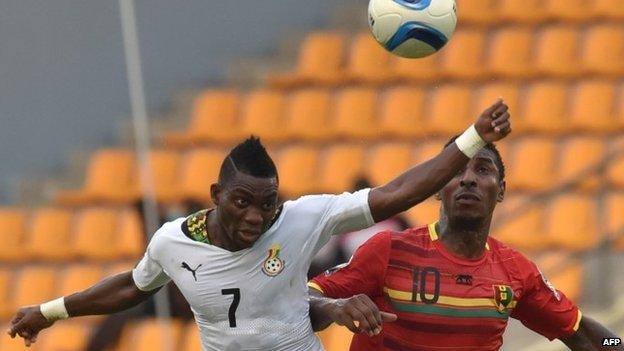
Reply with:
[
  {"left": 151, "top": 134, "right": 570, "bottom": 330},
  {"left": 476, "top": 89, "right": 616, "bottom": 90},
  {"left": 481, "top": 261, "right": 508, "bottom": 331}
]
[{"left": 368, "top": 0, "right": 457, "bottom": 58}]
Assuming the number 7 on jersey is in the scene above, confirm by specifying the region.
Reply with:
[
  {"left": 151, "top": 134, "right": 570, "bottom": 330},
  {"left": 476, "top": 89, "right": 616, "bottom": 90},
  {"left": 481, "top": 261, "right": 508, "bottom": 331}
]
[{"left": 221, "top": 288, "right": 240, "bottom": 328}]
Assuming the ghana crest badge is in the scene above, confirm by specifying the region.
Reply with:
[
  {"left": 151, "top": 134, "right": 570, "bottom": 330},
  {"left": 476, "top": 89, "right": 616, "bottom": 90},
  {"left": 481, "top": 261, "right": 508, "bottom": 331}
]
[{"left": 262, "top": 244, "right": 285, "bottom": 277}]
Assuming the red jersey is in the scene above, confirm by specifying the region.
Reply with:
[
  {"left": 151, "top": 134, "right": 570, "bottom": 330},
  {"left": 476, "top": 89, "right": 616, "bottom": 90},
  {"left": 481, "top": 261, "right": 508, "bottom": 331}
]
[{"left": 310, "top": 223, "right": 581, "bottom": 351}]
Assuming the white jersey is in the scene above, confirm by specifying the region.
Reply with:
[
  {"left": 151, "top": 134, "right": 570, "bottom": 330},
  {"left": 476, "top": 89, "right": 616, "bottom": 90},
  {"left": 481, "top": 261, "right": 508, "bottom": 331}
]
[{"left": 132, "top": 189, "right": 374, "bottom": 351}]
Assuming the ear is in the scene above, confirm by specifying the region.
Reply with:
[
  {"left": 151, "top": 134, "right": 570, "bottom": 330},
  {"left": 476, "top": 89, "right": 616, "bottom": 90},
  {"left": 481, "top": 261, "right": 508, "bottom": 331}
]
[
  {"left": 496, "top": 180, "right": 506, "bottom": 203},
  {"left": 210, "top": 183, "right": 222, "bottom": 206}
]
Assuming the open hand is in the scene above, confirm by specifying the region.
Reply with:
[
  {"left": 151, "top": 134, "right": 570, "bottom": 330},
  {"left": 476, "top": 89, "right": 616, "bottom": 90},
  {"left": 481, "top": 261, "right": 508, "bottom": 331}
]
[
  {"left": 474, "top": 98, "right": 512, "bottom": 142},
  {"left": 6, "top": 306, "right": 54, "bottom": 347},
  {"left": 326, "top": 294, "right": 397, "bottom": 336}
]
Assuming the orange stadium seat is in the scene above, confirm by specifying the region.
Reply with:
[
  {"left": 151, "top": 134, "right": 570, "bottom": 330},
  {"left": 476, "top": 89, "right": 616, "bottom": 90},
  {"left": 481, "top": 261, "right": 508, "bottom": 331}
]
[
  {"left": 547, "top": 194, "right": 599, "bottom": 251},
  {"left": 240, "top": 90, "right": 287, "bottom": 143},
  {"left": 536, "top": 253, "right": 583, "bottom": 302},
  {"left": 594, "top": 0, "right": 624, "bottom": 19},
  {"left": 136, "top": 150, "right": 181, "bottom": 203},
  {"left": 405, "top": 198, "right": 441, "bottom": 226},
  {"left": 498, "top": 0, "right": 548, "bottom": 23},
  {"left": 320, "top": 324, "right": 353, "bottom": 351},
  {"left": 333, "top": 87, "right": 379, "bottom": 139},
  {"left": 379, "top": 86, "right": 427, "bottom": 138},
  {"left": 454, "top": 0, "right": 498, "bottom": 25},
  {"left": 56, "top": 149, "right": 136, "bottom": 205},
  {"left": 366, "top": 143, "right": 414, "bottom": 186},
  {"left": 582, "top": 25, "right": 624, "bottom": 76},
  {"left": 277, "top": 146, "right": 319, "bottom": 198},
  {"left": 13, "top": 267, "right": 56, "bottom": 308},
  {"left": 545, "top": 0, "right": 591, "bottom": 22},
  {"left": 414, "top": 140, "right": 447, "bottom": 165},
  {"left": 0, "top": 269, "right": 11, "bottom": 320},
  {"left": 605, "top": 193, "right": 624, "bottom": 244},
  {"left": 181, "top": 323, "right": 202, "bottom": 351},
  {"left": 558, "top": 137, "right": 606, "bottom": 191},
  {"left": 392, "top": 54, "right": 440, "bottom": 82},
  {"left": 535, "top": 26, "right": 581, "bottom": 78},
  {"left": 474, "top": 83, "right": 523, "bottom": 132},
  {"left": 489, "top": 27, "right": 535, "bottom": 79},
  {"left": 440, "top": 28, "right": 487, "bottom": 80},
  {"left": 285, "top": 88, "right": 333, "bottom": 141},
  {"left": 268, "top": 32, "right": 345, "bottom": 87},
  {"left": 427, "top": 85, "right": 473, "bottom": 136},
  {"left": 608, "top": 138, "right": 624, "bottom": 189},
  {"left": 522, "top": 81, "right": 569, "bottom": 134},
  {"left": 58, "top": 265, "right": 104, "bottom": 296},
  {"left": 493, "top": 196, "right": 548, "bottom": 251},
  {"left": 346, "top": 33, "right": 393, "bottom": 84},
  {"left": 0, "top": 208, "right": 26, "bottom": 262},
  {"left": 507, "top": 138, "right": 556, "bottom": 191},
  {"left": 27, "top": 208, "right": 73, "bottom": 261},
  {"left": 118, "top": 319, "right": 184, "bottom": 351},
  {"left": 117, "top": 209, "right": 145, "bottom": 258},
  {"left": 36, "top": 322, "right": 90, "bottom": 351},
  {"left": 73, "top": 208, "right": 123, "bottom": 261},
  {"left": 569, "top": 80, "right": 617, "bottom": 133},
  {"left": 178, "top": 148, "right": 226, "bottom": 203},
  {"left": 163, "top": 89, "right": 240, "bottom": 146},
  {"left": 319, "top": 144, "right": 365, "bottom": 194}
]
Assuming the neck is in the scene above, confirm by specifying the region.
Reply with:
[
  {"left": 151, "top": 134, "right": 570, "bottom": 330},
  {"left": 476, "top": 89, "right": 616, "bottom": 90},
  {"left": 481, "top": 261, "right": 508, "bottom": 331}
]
[
  {"left": 436, "top": 214, "right": 492, "bottom": 260},
  {"left": 206, "top": 209, "right": 240, "bottom": 252}
]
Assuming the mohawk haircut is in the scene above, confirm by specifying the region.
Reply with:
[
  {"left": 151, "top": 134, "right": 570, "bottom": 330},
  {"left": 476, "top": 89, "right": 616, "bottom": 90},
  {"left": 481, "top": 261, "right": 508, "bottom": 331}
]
[
  {"left": 444, "top": 135, "right": 506, "bottom": 181},
  {"left": 218, "top": 136, "right": 278, "bottom": 185}
]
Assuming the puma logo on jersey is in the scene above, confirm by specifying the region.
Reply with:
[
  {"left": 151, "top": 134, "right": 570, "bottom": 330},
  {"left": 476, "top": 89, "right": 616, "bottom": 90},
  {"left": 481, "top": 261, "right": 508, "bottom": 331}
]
[
  {"left": 181, "top": 262, "right": 202, "bottom": 281},
  {"left": 262, "top": 244, "right": 285, "bottom": 277}
]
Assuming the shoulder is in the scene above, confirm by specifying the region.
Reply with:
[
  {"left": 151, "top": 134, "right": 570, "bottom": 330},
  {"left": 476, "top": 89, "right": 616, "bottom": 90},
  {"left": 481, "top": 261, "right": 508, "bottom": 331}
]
[
  {"left": 180, "top": 209, "right": 210, "bottom": 243},
  {"left": 488, "top": 237, "right": 540, "bottom": 281},
  {"left": 148, "top": 216, "right": 188, "bottom": 252}
]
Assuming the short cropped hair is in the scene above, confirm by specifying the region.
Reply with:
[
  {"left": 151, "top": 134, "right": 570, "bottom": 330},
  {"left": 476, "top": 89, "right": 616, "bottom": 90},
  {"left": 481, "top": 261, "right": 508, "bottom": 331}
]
[
  {"left": 218, "top": 136, "right": 278, "bottom": 185},
  {"left": 444, "top": 136, "right": 506, "bottom": 181}
]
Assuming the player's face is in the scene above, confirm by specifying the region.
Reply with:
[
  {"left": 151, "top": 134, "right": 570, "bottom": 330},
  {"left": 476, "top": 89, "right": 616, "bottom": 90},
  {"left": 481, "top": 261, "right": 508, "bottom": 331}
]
[
  {"left": 213, "top": 171, "right": 279, "bottom": 250},
  {"left": 438, "top": 148, "right": 505, "bottom": 225}
]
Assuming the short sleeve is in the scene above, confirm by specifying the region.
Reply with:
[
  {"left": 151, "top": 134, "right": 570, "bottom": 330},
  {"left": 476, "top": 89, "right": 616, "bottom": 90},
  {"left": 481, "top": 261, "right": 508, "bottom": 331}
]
[
  {"left": 132, "top": 237, "right": 171, "bottom": 291},
  {"left": 309, "top": 231, "right": 391, "bottom": 298},
  {"left": 510, "top": 254, "right": 581, "bottom": 340}
]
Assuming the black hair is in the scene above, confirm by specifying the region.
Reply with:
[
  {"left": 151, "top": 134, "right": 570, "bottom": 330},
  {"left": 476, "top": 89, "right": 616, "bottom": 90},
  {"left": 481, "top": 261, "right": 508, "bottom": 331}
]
[
  {"left": 218, "top": 136, "right": 278, "bottom": 185},
  {"left": 444, "top": 135, "right": 506, "bottom": 181}
]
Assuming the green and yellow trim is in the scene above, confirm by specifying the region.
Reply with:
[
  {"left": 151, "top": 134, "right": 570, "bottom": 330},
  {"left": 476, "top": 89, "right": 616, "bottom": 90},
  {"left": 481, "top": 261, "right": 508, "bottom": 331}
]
[
  {"left": 307, "top": 282, "right": 325, "bottom": 294},
  {"left": 573, "top": 310, "right": 583, "bottom": 332}
]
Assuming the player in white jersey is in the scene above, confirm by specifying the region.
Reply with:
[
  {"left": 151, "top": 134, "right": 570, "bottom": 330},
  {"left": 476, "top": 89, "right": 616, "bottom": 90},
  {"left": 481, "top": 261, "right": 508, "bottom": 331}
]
[{"left": 8, "top": 100, "right": 511, "bottom": 350}]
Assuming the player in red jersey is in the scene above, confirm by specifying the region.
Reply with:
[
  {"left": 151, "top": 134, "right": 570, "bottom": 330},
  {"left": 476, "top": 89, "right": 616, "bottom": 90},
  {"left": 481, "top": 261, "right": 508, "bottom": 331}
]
[{"left": 309, "top": 137, "right": 622, "bottom": 351}]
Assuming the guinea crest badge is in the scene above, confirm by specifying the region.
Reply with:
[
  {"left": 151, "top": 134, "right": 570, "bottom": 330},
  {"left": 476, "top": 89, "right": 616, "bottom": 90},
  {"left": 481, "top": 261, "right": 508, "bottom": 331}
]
[
  {"left": 493, "top": 285, "right": 514, "bottom": 313},
  {"left": 262, "top": 244, "right": 285, "bottom": 277}
]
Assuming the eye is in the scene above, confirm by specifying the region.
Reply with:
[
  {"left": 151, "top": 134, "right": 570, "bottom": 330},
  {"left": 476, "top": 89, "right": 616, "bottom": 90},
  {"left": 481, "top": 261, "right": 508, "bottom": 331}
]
[
  {"left": 478, "top": 166, "right": 489, "bottom": 173},
  {"left": 234, "top": 198, "right": 249, "bottom": 207},
  {"left": 262, "top": 201, "right": 276, "bottom": 211}
]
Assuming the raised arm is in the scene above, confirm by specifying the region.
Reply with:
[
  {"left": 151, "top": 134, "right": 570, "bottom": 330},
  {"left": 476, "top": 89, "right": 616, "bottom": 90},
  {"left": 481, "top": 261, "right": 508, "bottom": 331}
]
[
  {"left": 7, "top": 271, "right": 158, "bottom": 347},
  {"left": 368, "top": 99, "right": 511, "bottom": 222},
  {"left": 560, "top": 316, "right": 623, "bottom": 351}
]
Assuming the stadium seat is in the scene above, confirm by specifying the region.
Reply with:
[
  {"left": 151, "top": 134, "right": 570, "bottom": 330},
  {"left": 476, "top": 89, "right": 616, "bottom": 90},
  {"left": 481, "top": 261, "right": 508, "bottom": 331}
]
[
  {"left": 440, "top": 28, "right": 487, "bottom": 80},
  {"left": 346, "top": 33, "right": 393, "bottom": 84},
  {"left": 558, "top": 137, "right": 606, "bottom": 191},
  {"left": 0, "top": 208, "right": 26, "bottom": 262},
  {"left": 392, "top": 54, "right": 440, "bottom": 82},
  {"left": 366, "top": 143, "right": 414, "bottom": 186},
  {"left": 137, "top": 150, "right": 181, "bottom": 203},
  {"left": 605, "top": 193, "right": 624, "bottom": 244},
  {"left": 58, "top": 264, "right": 104, "bottom": 296},
  {"left": 285, "top": 88, "right": 333, "bottom": 141},
  {"left": 405, "top": 198, "right": 440, "bottom": 226},
  {"left": 545, "top": 0, "right": 591, "bottom": 22},
  {"left": 333, "top": 87, "right": 379, "bottom": 139},
  {"left": 569, "top": 80, "right": 617, "bottom": 133},
  {"left": 474, "top": 83, "right": 523, "bottom": 133},
  {"left": 181, "top": 323, "right": 202, "bottom": 351},
  {"left": 547, "top": 194, "right": 599, "bottom": 251},
  {"left": 178, "top": 148, "right": 226, "bottom": 203},
  {"left": 608, "top": 138, "right": 624, "bottom": 189},
  {"left": 594, "top": 0, "right": 624, "bottom": 19},
  {"left": 582, "top": 25, "right": 624, "bottom": 76},
  {"left": 319, "top": 144, "right": 365, "bottom": 194},
  {"left": 27, "top": 208, "right": 74, "bottom": 261},
  {"left": 73, "top": 208, "right": 124, "bottom": 260},
  {"left": 379, "top": 86, "right": 427, "bottom": 138},
  {"left": 522, "top": 81, "right": 569, "bottom": 134},
  {"left": 536, "top": 253, "right": 583, "bottom": 302},
  {"left": 239, "top": 90, "right": 287, "bottom": 143},
  {"left": 498, "top": 0, "right": 548, "bottom": 23},
  {"left": 268, "top": 32, "right": 345, "bottom": 87},
  {"left": 56, "top": 149, "right": 136, "bottom": 205},
  {"left": 427, "top": 85, "right": 473, "bottom": 136},
  {"left": 319, "top": 324, "right": 353, "bottom": 351},
  {"left": 507, "top": 138, "right": 556, "bottom": 191},
  {"left": 277, "top": 146, "right": 319, "bottom": 197},
  {"left": 493, "top": 196, "right": 548, "bottom": 251},
  {"left": 0, "top": 269, "right": 10, "bottom": 320},
  {"left": 489, "top": 27, "right": 535, "bottom": 79},
  {"left": 13, "top": 267, "right": 56, "bottom": 308},
  {"left": 118, "top": 319, "right": 183, "bottom": 351},
  {"left": 413, "top": 140, "right": 446, "bottom": 164},
  {"left": 163, "top": 89, "right": 240, "bottom": 146},
  {"left": 454, "top": 0, "right": 498, "bottom": 25},
  {"left": 117, "top": 209, "right": 145, "bottom": 258},
  {"left": 36, "top": 322, "right": 90, "bottom": 351},
  {"left": 534, "top": 26, "right": 581, "bottom": 78}
]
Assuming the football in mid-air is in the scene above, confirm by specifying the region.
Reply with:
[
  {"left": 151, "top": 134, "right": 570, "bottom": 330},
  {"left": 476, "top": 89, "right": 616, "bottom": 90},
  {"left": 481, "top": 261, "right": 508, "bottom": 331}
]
[{"left": 368, "top": 0, "right": 457, "bottom": 58}]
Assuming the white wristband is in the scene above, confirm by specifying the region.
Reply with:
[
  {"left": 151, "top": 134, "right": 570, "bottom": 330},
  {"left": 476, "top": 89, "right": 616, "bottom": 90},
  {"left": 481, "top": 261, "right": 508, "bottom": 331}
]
[
  {"left": 455, "top": 124, "right": 486, "bottom": 158},
  {"left": 40, "top": 297, "right": 69, "bottom": 321}
]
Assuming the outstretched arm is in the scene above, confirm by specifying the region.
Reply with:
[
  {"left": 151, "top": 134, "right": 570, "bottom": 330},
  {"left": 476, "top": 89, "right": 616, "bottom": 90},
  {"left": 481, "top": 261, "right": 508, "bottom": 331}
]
[
  {"left": 368, "top": 99, "right": 511, "bottom": 222},
  {"left": 7, "top": 271, "right": 158, "bottom": 347},
  {"left": 560, "top": 316, "right": 623, "bottom": 351}
]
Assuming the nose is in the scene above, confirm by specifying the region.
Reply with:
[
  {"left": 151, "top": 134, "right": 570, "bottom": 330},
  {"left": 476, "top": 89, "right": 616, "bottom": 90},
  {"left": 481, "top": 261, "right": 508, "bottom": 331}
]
[
  {"left": 243, "top": 208, "right": 263, "bottom": 227},
  {"left": 459, "top": 169, "right": 477, "bottom": 188}
]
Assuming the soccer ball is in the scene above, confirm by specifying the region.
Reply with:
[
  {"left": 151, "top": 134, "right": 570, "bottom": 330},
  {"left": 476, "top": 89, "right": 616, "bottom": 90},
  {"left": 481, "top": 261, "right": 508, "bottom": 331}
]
[{"left": 368, "top": 0, "right": 457, "bottom": 58}]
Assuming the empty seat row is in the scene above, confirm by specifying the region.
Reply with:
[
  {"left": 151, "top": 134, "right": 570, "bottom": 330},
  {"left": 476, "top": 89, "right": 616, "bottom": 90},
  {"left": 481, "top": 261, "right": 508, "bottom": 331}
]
[
  {"left": 0, "top": 207, "right": 143, "bottom": 262},
  {"left": 268, "top": 26, "right": 624, "bottom": 87},
  {"left": 164, "top": 83, "right": 624, "bottom": 147}
]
